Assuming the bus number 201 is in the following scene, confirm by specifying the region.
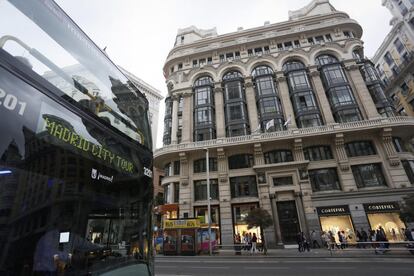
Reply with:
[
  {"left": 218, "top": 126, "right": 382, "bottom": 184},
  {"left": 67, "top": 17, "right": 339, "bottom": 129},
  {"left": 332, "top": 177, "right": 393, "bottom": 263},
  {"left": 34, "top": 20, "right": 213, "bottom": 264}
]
[{"left": 0, "top": 88, "right": 27, "bottom": 116}]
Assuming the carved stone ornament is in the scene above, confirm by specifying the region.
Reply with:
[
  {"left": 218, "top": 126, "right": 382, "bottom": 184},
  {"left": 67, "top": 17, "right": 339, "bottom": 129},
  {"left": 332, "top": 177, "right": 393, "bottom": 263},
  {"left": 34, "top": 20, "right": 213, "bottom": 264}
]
[
  {"left": 309, "top": 70, "right": 320, "bottom": 77},
  {"left": 345, "top": 63, "right": 359, "bottom": 71},
  {"left": 339, "top": 161, "right": 349, "bottom": 171},
  {"left": 276, "top": 75, "right": 286, "bottom": 82},
  {"left": 213, "top": 87, "right": 223, "bottom": 93},
  {"left": 388, "top": 156, "right": 400, "bottom": 167}
]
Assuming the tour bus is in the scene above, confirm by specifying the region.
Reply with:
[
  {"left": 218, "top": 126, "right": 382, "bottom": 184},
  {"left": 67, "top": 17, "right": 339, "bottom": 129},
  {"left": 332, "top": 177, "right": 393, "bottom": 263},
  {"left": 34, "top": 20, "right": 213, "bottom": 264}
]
[{"left": 0, "top": 0, "right": 154, "bottom": 275}]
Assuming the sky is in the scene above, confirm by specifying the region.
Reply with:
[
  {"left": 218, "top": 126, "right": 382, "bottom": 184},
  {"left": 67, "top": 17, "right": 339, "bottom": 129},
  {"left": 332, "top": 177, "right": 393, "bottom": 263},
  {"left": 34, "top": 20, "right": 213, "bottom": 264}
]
[{"left": 56, "top": 0, "right": 393, "bottom": 149}]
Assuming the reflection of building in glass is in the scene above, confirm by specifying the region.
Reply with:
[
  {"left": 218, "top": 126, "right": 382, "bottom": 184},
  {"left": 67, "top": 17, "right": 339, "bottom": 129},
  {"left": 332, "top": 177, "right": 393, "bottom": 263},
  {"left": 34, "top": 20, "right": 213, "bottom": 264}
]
[
  {"left": 155, "top": 0, "right": 414, "bottom": 248},
  {"left": 373, "top": 0, "right": 414, "bottom": 116},
  {"left": 43, "top": 64, "right": 153, "bottom": 147},
  {"left": 120, "top": 67, "right": 163, "bottom": 150}
]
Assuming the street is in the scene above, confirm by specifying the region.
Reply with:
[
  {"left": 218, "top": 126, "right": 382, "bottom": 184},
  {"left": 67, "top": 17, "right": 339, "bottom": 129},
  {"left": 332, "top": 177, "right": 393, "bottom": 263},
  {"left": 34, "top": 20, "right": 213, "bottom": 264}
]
[{"left": 155, "top": 256, "right": 414, "bottom": 276}]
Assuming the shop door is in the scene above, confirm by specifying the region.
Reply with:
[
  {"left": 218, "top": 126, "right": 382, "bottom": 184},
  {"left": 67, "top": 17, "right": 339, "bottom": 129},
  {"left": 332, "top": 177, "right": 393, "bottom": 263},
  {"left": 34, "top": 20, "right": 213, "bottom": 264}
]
[{"left": 277, "top": 201, "right": 301, "bottom": 243}]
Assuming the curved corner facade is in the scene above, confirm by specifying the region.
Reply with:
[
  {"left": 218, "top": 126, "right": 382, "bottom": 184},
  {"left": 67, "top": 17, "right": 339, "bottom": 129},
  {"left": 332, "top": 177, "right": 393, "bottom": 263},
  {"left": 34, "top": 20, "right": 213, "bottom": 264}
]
[{"left": 156, "top": 1, "right": 414, "bottom": 247}]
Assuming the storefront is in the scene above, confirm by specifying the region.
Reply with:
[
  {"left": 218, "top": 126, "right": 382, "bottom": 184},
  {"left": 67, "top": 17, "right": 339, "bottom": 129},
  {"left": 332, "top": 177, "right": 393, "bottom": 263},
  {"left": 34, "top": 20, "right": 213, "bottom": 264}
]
[
  {"left": 317, "top": 205, "right": 356, "bottom": 244},
  {"left": 364, "top": 202, "right": 406, "bottom": 241},
  {"left": 163, "top": 219, "right": 200, "bottom": 255},
  {"left": 232, "top": 203, "right": 261, "bottom": 243}
]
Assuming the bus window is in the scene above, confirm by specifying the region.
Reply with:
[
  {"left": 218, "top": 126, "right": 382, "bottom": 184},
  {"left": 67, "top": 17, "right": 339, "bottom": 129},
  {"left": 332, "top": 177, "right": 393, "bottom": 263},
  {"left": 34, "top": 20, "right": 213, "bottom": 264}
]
[{"left": 0, "top": 0, "right": 152, "bottom": 149}]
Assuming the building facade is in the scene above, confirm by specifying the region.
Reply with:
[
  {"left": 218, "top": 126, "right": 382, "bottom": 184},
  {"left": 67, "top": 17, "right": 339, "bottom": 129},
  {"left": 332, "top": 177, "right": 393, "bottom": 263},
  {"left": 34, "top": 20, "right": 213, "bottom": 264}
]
[
  {"left": 155, "top": 0, "right": 414, "bottom": 247},
  {"left": 373, "top": 0, "right": 414, "bottom": 116}
]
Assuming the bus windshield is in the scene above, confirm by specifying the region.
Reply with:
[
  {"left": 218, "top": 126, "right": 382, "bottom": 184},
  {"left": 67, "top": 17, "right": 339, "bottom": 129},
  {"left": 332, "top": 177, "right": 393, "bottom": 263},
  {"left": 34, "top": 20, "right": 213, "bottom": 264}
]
[{"left": 0, "top": 0, "right": 152, "bottom": 150}]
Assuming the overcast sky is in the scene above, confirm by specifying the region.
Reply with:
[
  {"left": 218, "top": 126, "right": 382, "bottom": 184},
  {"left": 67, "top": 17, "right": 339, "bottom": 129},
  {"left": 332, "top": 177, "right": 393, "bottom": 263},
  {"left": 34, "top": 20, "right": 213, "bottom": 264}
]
[{"left": 56, "top": 0, "right": 392, "bottom": 149}]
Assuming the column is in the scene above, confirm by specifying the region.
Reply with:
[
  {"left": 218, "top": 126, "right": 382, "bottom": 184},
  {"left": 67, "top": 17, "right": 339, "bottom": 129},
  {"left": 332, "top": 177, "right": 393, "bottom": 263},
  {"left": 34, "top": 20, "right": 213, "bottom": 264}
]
[
  {"left": 244, "top": 77, "right": 260, "bottom": 132},
  {"left": 275, "top": 72, "right": 297, "bottom": 129},
  {"left": 345, "top": 61, "right": 380, "bottom": 120},
  {"left": 214, "top": 84, "right": 226, "bottom": 138},
  {"left": 216, "top": 148, "right": 233, "bottom": 245},
  {"left": 170, "top": 96, "right": 179, "bottom": 144},
  {"left": 182, "top": 91, "right": 192, "bottom": 143},
  {"left": 270, "top": 195, "right": 283, "bottom": 246},
  {"left": 308, "top": 67, "right": 335, "bottom": 124}
]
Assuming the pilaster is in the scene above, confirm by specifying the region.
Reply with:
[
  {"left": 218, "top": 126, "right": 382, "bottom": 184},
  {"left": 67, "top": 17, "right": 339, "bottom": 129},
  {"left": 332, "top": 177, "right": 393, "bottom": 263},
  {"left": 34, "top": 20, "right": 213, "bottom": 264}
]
[
  {"left": 275, "top": 72, "right": 297, "bottom": 129},
  {"left": 181, "top": 91, "right": 193, "bottom": 143},
  {"left": 335, "top": 133, "right": 357, "bottom": 192},
  {"left": 308, "top": 67, "right": 335, "bottom": 124},
  {"left": 179, "top": 152, "right": 190, "bottom": 217},
  {"left": 171, "top": 96, "right": 179, "bottom": 144},
  {"left": 244, "top": 77, "right": 260, "bottom": 132},
  {"left": 214, "top": 84, "right": 226, "bottom": 138},
  {"left": 345, "top": 61, "right": 380, "bottom": 120},
  {"left": 216, "top": 148, "right": 233, "bottom": 245},
  {"left": 293, "top": 138, "right": 305, "bottom": 161}
]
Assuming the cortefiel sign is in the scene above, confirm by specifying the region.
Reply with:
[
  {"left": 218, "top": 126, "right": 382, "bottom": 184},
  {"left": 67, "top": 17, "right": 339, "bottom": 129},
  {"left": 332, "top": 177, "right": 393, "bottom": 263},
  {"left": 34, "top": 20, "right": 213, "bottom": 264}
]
[
  {"left": 317, "top": 205, "right": 350, "bottom": 216},
  {"left": 363, "top": 202, "right": 400, "bottom": 213}
]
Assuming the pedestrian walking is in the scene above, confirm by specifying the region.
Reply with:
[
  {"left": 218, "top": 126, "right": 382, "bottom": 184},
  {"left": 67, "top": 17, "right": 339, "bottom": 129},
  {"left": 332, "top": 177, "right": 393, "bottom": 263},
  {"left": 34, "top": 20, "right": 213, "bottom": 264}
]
[
  {"left": 310, "top": 230, "right": 320, "bottom": 248},
  {"left": 250, "top": 233, "right": 258, "bottom": 255},
  {"left": 296, "top": 232, "right": 303, "bottom": 252},
  {"left": 302, "top": 232, "right": 310, "bottom": 252}
]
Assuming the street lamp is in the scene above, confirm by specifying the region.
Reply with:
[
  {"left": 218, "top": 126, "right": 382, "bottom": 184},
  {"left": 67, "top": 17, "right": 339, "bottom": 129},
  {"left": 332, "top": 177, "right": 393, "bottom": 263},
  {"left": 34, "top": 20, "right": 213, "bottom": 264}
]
[{"left": 204, "top": 148, "right": 212, "bottom": 256}]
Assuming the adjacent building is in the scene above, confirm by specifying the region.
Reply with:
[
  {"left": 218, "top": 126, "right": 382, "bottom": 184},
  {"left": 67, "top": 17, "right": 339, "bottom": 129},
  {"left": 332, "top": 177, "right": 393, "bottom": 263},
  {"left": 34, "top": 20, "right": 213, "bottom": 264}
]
[
  {"left": 373, "top": 0, "right": 414, "bottom": 116},
  {"left": 155, "top": 0, "right": 414, "bottom": 247}
]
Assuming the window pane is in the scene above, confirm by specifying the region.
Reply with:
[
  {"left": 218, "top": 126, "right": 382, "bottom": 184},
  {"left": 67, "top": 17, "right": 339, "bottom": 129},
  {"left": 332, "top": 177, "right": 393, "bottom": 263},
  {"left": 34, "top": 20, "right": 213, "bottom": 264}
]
[
  {"left": 351, "top": 164, "right": 386, "bottom": 188},
  {"left": 309, "top": 168, "right": 341, "bottom": 192}
]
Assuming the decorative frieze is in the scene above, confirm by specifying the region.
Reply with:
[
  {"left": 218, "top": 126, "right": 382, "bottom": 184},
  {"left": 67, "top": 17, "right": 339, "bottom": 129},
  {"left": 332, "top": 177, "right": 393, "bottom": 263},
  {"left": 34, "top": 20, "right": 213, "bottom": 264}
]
[{"left": 335, "top": 133, "right": 349, "bottom": 171}]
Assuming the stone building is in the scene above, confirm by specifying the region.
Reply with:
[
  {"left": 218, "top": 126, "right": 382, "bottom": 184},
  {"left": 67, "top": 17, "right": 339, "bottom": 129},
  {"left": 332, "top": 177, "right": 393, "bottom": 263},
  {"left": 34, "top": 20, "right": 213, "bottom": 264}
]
[
  {"left": 155, "top": 0, "right": 414, "bottom": 247},
  {"left": 373, "top": 0, "right": 414, "bottom": 116}
]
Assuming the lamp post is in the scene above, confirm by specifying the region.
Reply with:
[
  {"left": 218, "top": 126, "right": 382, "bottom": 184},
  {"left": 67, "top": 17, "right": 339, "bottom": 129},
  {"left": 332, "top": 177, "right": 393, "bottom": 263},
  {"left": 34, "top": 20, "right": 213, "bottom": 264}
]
[{"left": 204, "top": 148, "right": 212, "bottom": 256}]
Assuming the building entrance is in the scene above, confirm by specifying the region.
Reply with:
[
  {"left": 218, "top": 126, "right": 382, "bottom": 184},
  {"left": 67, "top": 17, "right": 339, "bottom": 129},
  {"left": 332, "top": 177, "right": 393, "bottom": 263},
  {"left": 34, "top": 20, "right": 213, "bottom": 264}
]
[{"left": 277, "top": 201, "right": 300, "bottom": 244}]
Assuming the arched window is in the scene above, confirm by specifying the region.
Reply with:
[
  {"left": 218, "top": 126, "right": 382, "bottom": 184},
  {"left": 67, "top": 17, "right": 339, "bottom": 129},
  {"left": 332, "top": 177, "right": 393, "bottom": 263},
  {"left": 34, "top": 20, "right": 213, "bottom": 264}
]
[
  {"left": 316, "top": 54, "right": 362, "bottom": 123},
  {"left": 193, "top": 76, "right": 216, "bottom": 141},
  {"left": 222, "top": 71, "right": 250, "bottom": 137},
  {"left": 163, "top": 97, "right": 172, "bottom": 145},
  {"left": 252, "top": 65, "right": 284, "bottom": 131},
  {"left": 282, "top": 60, "right": 323, "bottom": 128}
]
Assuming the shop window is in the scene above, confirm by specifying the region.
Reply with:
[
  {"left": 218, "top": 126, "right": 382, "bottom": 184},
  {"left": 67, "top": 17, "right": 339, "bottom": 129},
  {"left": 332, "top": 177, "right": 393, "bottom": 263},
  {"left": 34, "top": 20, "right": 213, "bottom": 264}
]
[
  {"left": 304, "top": 145, "right": 333, "bottom": 161},
  {"left": 365, "top": 211, "right": 406, "bottom": 241},
  {"left": 309, "top": 168, "right": 341, "bottom": 192},
  {"left": 402, "top": 160, "right": 414, "bottom": 184},
  {"left": 319, "top": 214, "right": 355, "bottom": 244},
  {"left": 345, "top": 141, "right": 376, "bottom": 157},
  {"left": 232, "top": 203, "right": 261, "bottom": 241},
  {"left": 273, "top": 176, "right": 293, "bottom": 186},
  {"left": 194, "top": 179, "right": 219, "bottom": 201},
  {"left": 228, "top": 154, "right": 254, "bottom": 169},
  {"left": 193, "top": 158, "right": 218, "bottom": 173},
  {"left": 351, "top": 163, "right": 387, "bottom": 188},
  {"left": 230, "top": 176, "right": 258, "bottom": 198},
  {"left": 264, "top": 150, "right": 293, "bottom": 164}
]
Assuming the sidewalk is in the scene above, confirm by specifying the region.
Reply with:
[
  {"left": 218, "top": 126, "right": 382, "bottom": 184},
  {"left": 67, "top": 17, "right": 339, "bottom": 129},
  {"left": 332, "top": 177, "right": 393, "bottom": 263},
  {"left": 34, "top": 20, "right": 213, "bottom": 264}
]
[
  {"left": 216, "top": 247, "right": 414, "bottom": 258},
  {"left": 156, "top": 247, "right": 414, "bottom": 258}
]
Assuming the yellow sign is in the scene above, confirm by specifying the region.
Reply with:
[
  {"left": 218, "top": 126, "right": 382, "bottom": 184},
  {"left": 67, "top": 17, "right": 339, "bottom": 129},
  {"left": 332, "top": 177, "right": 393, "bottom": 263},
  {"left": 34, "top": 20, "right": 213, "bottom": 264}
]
[{"left": 163, "top": 219, "right": 200, "bottom": 229}]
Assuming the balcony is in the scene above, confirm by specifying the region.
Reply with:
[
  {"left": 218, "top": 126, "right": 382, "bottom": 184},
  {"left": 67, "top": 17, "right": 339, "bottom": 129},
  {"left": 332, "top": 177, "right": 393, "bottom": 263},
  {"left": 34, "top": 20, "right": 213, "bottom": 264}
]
[
  {"left": 384, "top": 51, "right": 414, "bottom": 92},
  {"left": 154, "top": 116, "right": 414, "bottom": 158}
]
